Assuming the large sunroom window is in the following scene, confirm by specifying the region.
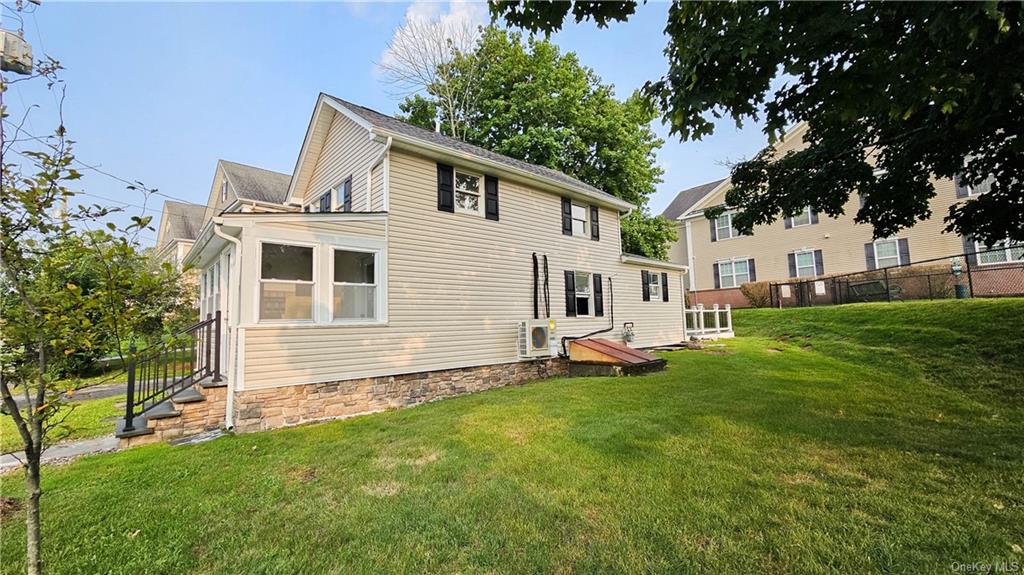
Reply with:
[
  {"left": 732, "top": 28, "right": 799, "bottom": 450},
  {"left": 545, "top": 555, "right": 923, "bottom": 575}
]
[
  {"left": 259, "top": 243, "right": 314, "bottom": 321},
  {"left": 333, "top": 248, "right": 377, "bottom": 320}
]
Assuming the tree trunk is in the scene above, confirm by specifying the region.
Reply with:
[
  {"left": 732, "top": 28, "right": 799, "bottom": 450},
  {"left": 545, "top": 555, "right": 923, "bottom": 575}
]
[{"left": 25, "top": 443, "right": 42, "bottom": 575}]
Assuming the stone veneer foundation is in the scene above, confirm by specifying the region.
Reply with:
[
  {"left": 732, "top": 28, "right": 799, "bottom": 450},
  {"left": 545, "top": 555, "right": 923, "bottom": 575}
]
[{"left": 232, "top": 358, "right": 567, "bottom": 434}]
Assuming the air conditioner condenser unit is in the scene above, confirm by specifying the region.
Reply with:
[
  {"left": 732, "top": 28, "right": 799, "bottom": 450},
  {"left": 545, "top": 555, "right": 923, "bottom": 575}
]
[{"left": 517, "top": 319, "right": 557, "bottom": 358}]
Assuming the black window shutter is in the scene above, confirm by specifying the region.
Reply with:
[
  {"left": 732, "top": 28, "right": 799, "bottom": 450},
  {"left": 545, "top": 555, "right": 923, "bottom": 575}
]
[
  {"left": 303, "top": 205, "right": 310, "bottom": 213},
  {"left": 564, "top": 270, "right": 577, "bottom": 317},
  {"left": 485, "top": 175, "right": 499, "bottom": 221},
  {"left": 593, "top": 273, "right": 604, "bottom": 317},
  {"left": 711, "top": 263, "right": 719, "bottom": 289},
  {"left": 590, "top": 206, "right": 599, "bottom": 241},
  {"left": 814, "top": 250, "right": 824, "bottom": 276},
  {"left": 748, "top": 259, "right": 757, "bottom": 282},
  {"left": 437, "top": 164, "right": 454, "bottom": 212},
  {"left": 787, "top": 253, "right": 797, "bottom": 278},
  {"left": 858, "top": 193, "right": 866, "bottom": 209},
  {"left": 784, "top": 217, "right": 793, "bottom": 229},
  {"left": 561, "top": 198, "right": 572, "bottom": 236},
  {"left": 962, "top": 235, "right": 978, "bottom": 266},
  {"left": 810, "top": 208, "right": 819, "bottom": 225},
  {"left": 341, "top": 177, "right": 352, "bottom": 212},
  {"left": 864, "top": 243, "right": 876, "bottom": 270},
  {"left": 955, "top": 175, "right": 970, "bottom": 198},
  {"left": 641, "top": 270, "right": 650, "bottom": 301},
  {"left": 661, "top": 272, "right": 669, "bottom": 302},
  {"left": 710, "top": 220, "right": 718, "bottom": 242},
  {"left": 898, "top": 238, "right": 911, "bottom": 266}
]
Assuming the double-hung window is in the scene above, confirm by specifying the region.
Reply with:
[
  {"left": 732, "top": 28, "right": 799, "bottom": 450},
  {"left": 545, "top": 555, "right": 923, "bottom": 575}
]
[
  {"left": 332, "top": 248, "right": 377, "bottom": 321},
  {"left": 873, "top": 239, "right": 901, "bottom": 268},
  {"left": 714, "top": 213, "right": 739, "bottom": 240},
  {"left": 259, "top": 243, "right": 314, "bottom": 321},
  {"left": 647, "top": 271, "right": 661, "bottom": 299},
  {"left": 571, "top": 203, "right": 588, "bottom": 237},
  {"left": 794, "top": 250, "right": 817, "bottom": 277},
  {"left": 717, "top": 258, "right": 751, "bottom": 288},
  {"left": 976, "top": 239, "right": 1024, "bottom": 265},
  {"left": 454, "top": 170, "right": 482, "bottom": 215},
  {"left": 790, "top": 206, "right": 813, "bottom": 227},
  {"left": 574, "top": 271, "right": 592, "bottom": 316}
]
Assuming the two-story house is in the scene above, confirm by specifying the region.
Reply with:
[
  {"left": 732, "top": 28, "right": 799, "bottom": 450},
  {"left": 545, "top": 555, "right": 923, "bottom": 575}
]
[
  {"left": 128, "top": 94, "right": 687, "bottom": 443},
  {"left": 663, "top": 122, "right": 1021, "bottom": 307}
]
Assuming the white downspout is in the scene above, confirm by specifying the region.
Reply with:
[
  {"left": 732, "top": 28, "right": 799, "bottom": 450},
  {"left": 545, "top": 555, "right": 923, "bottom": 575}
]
[
  {"left": 684, "top": 220, "right": 696, "bottom": 291},
  {"left": 213, "top": 220, "right": 242, "bottom": 430}
]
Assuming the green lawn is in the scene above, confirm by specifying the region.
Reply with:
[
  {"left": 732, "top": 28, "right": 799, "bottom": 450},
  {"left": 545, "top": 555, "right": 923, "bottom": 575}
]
[
  {"left": 1, "top": 395, "right": 121, "bottom": 454},
  {"left": 1, "top": 299, "right": 1022, "bottom": 574}
]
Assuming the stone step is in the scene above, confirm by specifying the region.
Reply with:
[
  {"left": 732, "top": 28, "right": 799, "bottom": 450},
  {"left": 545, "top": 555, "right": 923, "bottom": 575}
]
[
  {"left": 171, "top": 387, "right": 206, "bottom": 404},
  {"left": 200, "top": 376, "right": 228, "bottom": 389},
  {"left": 146, "top": 400, "right": 182, "bottom": 420},
  {"left": 115, "top": 415, "right": 153, "bottom": 438}
]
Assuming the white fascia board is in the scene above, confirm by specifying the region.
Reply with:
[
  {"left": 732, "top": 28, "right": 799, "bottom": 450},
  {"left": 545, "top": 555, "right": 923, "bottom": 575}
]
[
  {"left": 620, "top": 254, "right": 688, "bottom": 271},
  {"left": 374, "top": 127, "right": 636, "bottom": 212},
  {"left": 218, "top": 211, "right": 387, "bottom": 225}
]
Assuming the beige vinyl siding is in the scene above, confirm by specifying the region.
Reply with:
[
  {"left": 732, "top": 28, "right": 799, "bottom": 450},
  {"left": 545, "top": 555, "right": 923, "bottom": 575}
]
[
  {"left": 256, "top": 219, "right": 387, "bottom": 239},
  {"left": 242, "top": 150, "right": 683, "bottom": 390},
  {"left": 302, "top": 111, "right": 384, "bottom": 211},
  {"left": 370, "top": 162, "right": 385, "bottom": 211},
  {"left": 689, "top": 177, "right": 965, "bottom": 288}
]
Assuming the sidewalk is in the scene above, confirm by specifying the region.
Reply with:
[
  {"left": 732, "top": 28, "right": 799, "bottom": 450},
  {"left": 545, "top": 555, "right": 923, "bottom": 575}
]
[{"left": 0, "top": 435, "right": 118, "bottom": 473}]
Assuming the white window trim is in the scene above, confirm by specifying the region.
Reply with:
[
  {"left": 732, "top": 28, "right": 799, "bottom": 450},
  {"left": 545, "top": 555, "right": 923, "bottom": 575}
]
[
  {"left": 715, "top": 212, "right": 740, "bottom": 241},
  {"left": 975, "top": 239, "right": 1024, "bottom": 266},
  {"left": 333, "top": 177, "right": 352, "bottom": 212},
  {"left": 715, "top": 257, "right": 751, "bottom": 289},
  {"left": 256, "top": 239, "right": 318, "bottom": 325},
  {"left": 647, "top": 270, "right": 662, "bottom": 299},
  {"left": 574, "top": 270, "right": 593, "bottom": 317},
  {"left": 454, "top": 169, "right": 484, "bottom": 216},
  {"left": 793, "top": 249, "right": 818, "bottom": 278},
  {"left": 571, "top": 202, "right": 589, "bottom": 238},
  {"left": 873, "top": 238, "right": 903, "bottom": 269},
  {"left": 329, "top": 245, "right": 382, "bottom": 324},
  {"left": 790, "top": 206, "right": 814, "bottom": 228}
]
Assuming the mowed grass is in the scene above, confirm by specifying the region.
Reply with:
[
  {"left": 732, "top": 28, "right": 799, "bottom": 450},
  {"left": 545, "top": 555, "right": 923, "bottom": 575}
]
[
  {"left": 1, "top": 300, "right": 1022, "bottom": 574},
  {"left": 1, "top": 395, "right": 121, "bottom": 454}
]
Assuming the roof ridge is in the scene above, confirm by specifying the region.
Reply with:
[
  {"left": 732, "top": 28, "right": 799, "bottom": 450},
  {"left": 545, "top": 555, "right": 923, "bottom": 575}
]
[{"left": 219, "top": 159, "right": 291, "bottom": 178}]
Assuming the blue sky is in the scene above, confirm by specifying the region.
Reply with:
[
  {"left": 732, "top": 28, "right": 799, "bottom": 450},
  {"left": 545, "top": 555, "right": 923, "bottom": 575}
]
[{"left": 3, "top": 1, "right": 768, "bottom": 245}]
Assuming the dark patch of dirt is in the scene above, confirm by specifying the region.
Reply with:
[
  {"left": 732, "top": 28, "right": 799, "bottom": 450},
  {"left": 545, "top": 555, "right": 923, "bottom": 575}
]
[
  {"left": 0, "top": 496, "right": 21, "bottom": 521},
  {"left": 287, "top": 466, "right": 318, "bottom": 484}
]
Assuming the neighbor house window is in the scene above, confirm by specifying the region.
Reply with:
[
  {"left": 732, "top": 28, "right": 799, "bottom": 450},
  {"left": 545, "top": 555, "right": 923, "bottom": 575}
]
[
  {"left": 454, "top": 170, "right": 482, "bottom": 215},
  {"left": 976, "top": 239, "right": 1024, "bottom": 265},
  {"left": 571, "top": 203, "right": 588, "bottom": 237},
  {"left": 334, "top": 177, "right": 352, "bottom": 212},
  {"left": 790, "top": 206, "right": 813, "bottom": 227},
  {"left": 959, "top": 174, "right": 995, "bottom": 197},
  {"left": 873, "top": 239, "right": 902, "bottom": 268},
  {"left": 647, "top": 271, "right": 661, "bottom": 299},
  {"left": 318, "top": 191, "right": 332, "bottom": 213},
  {"left": 574, "top": 271, "right": 592, "bottom": 316},
  {"left": 259, "top": 243, "right": 314, "bottom": 321},
  {"left": 220, "top": 181, "right": 228, "bottom": 202},
  {"left": 794, "top": 250, "right": 817, "bottom": 278},
  {"left": 716, "top": 258, "right": 751, "bottom": 288},
  {"left": 714, "top": 212, "right": 739, "bottom": 240},
  {"left": 332, "top": 248, "right": 377, "bottom": 320}
]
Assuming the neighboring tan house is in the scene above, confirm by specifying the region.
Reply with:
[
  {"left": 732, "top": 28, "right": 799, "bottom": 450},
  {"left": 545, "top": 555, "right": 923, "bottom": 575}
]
[
  {"left": 154, "top": 200, "right": 208, "bottom": 269},
  {"left": 663, "top": 122, "right": 1020, "bottom": 307},
  {"left": 124, "top": 93, "right": 687, "bottom": 444}
]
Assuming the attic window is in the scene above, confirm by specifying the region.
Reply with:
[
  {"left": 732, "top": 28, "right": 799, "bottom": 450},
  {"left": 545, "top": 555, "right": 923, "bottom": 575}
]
[{"left": 221, "top": 181, "right": 228, "bottom": 202}]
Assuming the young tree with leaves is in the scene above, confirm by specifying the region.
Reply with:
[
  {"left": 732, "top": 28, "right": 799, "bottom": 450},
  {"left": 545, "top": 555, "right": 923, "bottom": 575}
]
[
  {"left": 397, "top": 27, "right": 677, "bottom": 259},
  {"left": 492, "top": 1, "right": 1024, "bottom": 245},
  {"left": 1, "top": 66, "right": 187, "bottom": 575}
]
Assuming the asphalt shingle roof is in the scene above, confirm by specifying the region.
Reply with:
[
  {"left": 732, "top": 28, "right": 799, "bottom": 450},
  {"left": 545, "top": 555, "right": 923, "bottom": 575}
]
[
  {"left": 163, "top": 200, "right": 207, "bottom": 242},
  {"left": 221, "top": 160, "right": 292, "bottom": 204},
  {"left": 326, "top": 95, "right": 628, "bottom": 207},
  {"left": 660, "top": 178, "right": 726, "bottom": 220}
]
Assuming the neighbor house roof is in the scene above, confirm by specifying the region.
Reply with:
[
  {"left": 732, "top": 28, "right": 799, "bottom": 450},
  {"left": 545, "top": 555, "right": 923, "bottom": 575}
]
[
  {"left": 162, "top": 200, "right": 208, "bottom": 243},
  {"left": 661, "top": 178, "right": 726, "bottom": 221},
  {"left": 221, "top": 160, "right": 292, "bottom": 204},
  {"left": 324, "top": 94, "right": 631, "bottom": 210}
]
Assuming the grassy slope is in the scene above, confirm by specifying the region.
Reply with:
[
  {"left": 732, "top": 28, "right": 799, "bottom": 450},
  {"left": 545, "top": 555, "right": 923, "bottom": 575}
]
[
  {"left": 1, "top": 396, "right": 121, "bottom": 454},
  {"left": 1, "top": 300, "right": 1021, "bottom": 574}
]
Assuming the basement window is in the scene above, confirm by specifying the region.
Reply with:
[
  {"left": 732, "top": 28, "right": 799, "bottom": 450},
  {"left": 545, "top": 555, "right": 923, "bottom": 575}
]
[{"left": 259, "top": 243, "right": 314, "bottom": 321}]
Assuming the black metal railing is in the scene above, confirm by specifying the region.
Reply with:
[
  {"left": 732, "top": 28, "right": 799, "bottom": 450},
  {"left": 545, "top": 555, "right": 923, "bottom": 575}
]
[
  {"left": 768, "top": 245, "right": 1024, "bottom": 308},
  {"left": 121, "top": 311, "right": 221, "bottom": 433}
]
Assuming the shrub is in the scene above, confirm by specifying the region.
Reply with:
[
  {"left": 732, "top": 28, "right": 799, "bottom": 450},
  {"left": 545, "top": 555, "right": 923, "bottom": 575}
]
[{"left": 740, "top": 281, "right": 771, "bottom": 308}]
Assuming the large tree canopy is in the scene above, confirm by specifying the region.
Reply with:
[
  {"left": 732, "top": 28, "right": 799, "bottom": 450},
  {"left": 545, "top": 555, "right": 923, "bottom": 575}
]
[
  {"left": 398, "top": 27, "right": 676, "bottom": 259},
  {"left": 492, "top": 1, "right": 1024, "bottom": 246}
]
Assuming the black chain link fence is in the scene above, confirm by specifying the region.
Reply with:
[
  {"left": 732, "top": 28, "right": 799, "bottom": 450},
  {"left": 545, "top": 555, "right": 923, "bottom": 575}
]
[{"left": 769, "top": 245, "right": 1024, "bottom": 308}]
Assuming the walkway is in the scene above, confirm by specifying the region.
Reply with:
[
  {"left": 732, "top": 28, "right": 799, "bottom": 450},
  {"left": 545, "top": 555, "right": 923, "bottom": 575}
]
[{"left": 0, "top": 435, "right": 118, "bottom": 473}]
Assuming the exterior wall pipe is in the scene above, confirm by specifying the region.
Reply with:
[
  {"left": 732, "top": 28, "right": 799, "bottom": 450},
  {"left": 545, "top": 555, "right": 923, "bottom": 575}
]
[{"left": 212, "top": 220, "right": 242, "bottom": 430}]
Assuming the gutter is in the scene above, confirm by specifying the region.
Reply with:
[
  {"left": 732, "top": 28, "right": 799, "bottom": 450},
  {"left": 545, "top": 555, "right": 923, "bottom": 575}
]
[{"left": 212, "top": 219, "right": 242, "bottom": 430}]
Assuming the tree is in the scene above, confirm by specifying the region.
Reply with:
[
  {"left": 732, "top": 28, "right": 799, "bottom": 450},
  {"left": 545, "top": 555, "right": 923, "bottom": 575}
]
[
  {"left": 379, "top": 15, "right": 481, "bottom": 139},
  {"left": 492, "top": 1, "right": 1024, "bottom": 246},
  {"left": 1, "top": 66, "right": 186, "bottom": 575},
  {"left": 399, "top": 28, "right": 677, "bottom": 259}
]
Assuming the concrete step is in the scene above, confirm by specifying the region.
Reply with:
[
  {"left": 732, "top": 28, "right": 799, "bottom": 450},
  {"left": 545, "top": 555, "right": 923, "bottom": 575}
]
[
  {"left": 199, "top": 376, "right": 227, "bottom": 389},
  {"left": 171, "top": 387, "right": 205, "bottom": 404},
  {"left": 115, "top": 415, "right": 153, "bottom": 438},
  {"left": 146, "top": 400, "right": 182, "bottom": 420}
]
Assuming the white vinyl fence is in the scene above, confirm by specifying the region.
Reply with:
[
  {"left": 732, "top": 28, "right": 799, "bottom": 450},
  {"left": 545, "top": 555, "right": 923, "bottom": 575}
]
[{"left": 683, "top": 304, "right": 734, "bottom": 339}]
